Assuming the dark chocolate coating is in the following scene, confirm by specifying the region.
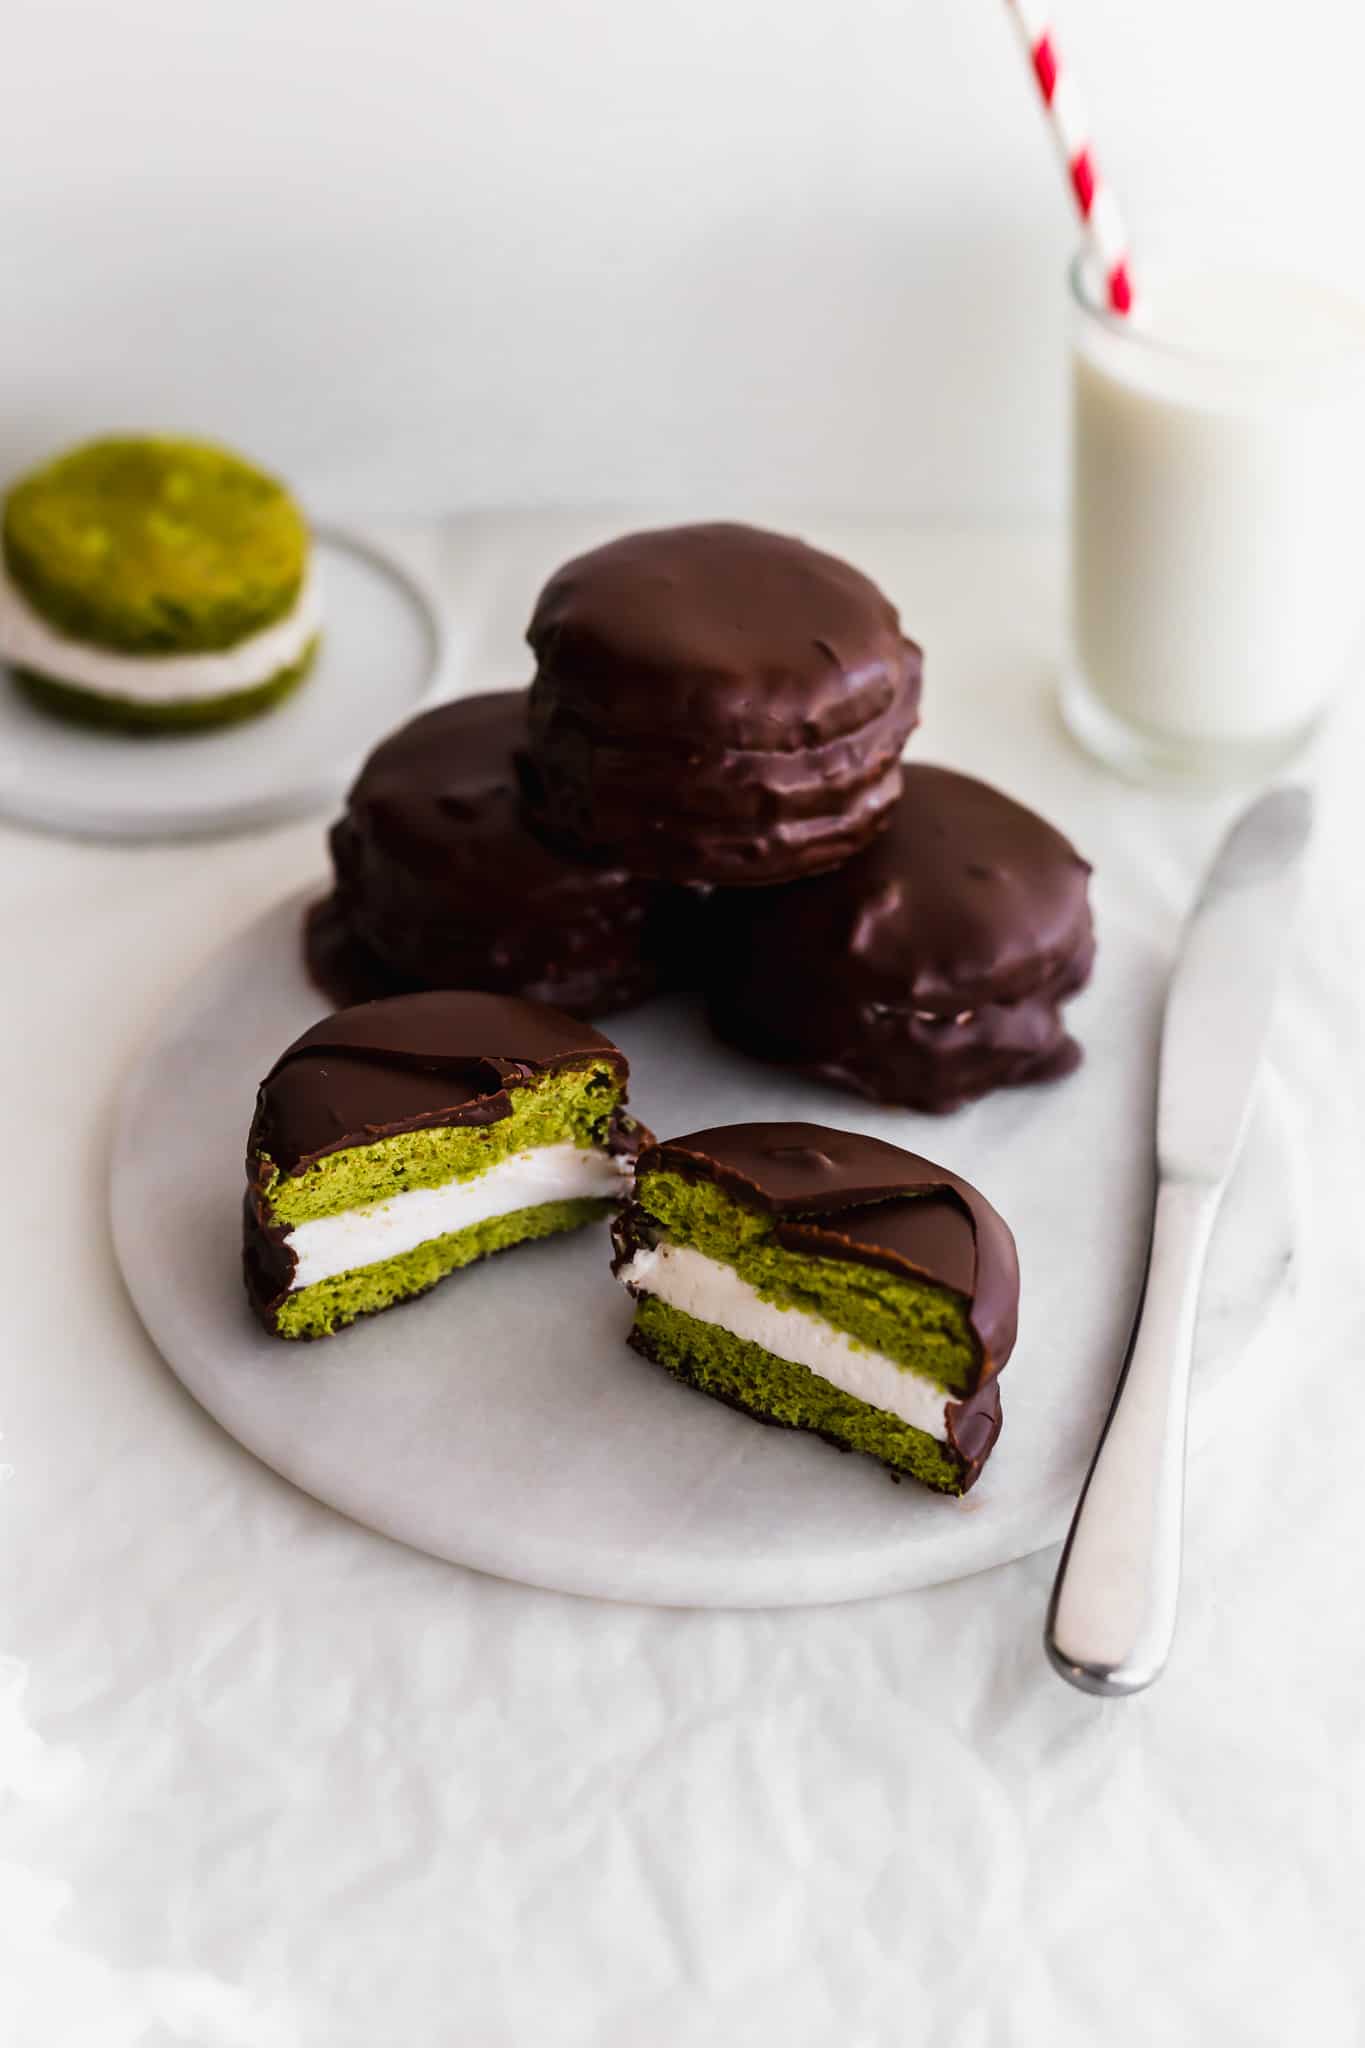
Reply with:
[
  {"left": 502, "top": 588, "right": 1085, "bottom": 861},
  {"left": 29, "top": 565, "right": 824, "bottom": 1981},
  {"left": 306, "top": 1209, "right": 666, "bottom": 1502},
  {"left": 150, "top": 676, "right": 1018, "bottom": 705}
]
[
  {"left": 707, "top": 765, "right": 1095, "bottom": 1112},
  {"left": 522, "top": 524, "right": 922, "bottom": 886},
  {"left": 308, "top": 691, "right": 673, "bottom": 1018},
  {"left": 242, "top": 1191, "right": 297, "bottom": 1329},
  {"left": 248, "top": 990, "right": 636, "bottom": 1181},
  {"left": 615, "top": 1121, "right": 1018, "bottom": 1491}
]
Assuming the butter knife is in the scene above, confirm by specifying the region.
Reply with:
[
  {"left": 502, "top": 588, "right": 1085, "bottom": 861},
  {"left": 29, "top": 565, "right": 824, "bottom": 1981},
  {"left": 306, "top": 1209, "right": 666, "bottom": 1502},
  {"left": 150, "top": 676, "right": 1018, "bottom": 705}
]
[{"left": 1045, "top": 786, "right": 1312, "bottom": 1697}]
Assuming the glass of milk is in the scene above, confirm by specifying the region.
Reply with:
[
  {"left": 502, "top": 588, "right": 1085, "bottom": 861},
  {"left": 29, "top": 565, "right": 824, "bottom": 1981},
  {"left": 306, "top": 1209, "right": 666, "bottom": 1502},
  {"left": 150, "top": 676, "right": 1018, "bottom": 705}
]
[{"left": 1063, "top": 252, "right": 1365, "bottom": 784}]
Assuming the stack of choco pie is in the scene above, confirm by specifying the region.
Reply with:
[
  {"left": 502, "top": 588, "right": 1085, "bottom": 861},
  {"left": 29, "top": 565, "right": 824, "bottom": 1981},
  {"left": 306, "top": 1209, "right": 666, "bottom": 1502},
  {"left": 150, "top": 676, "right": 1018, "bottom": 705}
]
[{"left": 308, "top": 521, "right": 1093, "bottom": 1114}]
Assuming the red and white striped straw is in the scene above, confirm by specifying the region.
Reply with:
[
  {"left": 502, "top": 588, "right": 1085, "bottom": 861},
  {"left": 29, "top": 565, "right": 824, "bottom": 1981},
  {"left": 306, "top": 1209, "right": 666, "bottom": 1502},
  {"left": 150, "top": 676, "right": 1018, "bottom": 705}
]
[{"left": 1005, "top": 0, "right": 1137, "bottom": 316}]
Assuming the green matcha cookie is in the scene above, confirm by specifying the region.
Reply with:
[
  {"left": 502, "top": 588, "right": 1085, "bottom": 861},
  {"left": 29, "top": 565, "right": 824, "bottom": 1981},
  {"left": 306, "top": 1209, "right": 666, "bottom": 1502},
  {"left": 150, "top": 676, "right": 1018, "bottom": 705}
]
[{"left": 0, "top": 435, "right": 319, "bottom": 732}]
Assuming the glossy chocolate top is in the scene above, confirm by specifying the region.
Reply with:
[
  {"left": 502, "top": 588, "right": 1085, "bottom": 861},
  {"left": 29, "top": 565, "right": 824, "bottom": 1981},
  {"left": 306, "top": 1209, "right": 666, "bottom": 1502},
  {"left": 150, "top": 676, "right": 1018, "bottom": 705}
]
[
  {"left": 314, "top": 688, "right": 669, "bottom": 1013},
  {"left": 250, "top": 990, "right": 628, "bottom": 1177},
  {"left": 718, "top": 765, "right": 1093, "bottom": 1011},
  {"left": 636, "top": 1120, "right": 1019, "bottom": 1370},
  {"left": 340, "top": 690, "right": 645, "bottom": 905},
  {"left": 527, "top": 522, "right": 922, "bottom": 751}
]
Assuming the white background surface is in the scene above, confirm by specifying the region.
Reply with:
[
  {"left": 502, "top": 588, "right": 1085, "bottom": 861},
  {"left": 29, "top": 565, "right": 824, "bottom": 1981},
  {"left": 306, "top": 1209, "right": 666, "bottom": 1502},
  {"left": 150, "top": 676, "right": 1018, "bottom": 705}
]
[
  {"left": 3, "top": 513, "right": 1364, "bottom": 2046},
  {"left": 5, "top": 0, "right": 1365, "bottom": 2034},
  {"left": 4, "top": 0, "right": 1365, "bottom": 520}
]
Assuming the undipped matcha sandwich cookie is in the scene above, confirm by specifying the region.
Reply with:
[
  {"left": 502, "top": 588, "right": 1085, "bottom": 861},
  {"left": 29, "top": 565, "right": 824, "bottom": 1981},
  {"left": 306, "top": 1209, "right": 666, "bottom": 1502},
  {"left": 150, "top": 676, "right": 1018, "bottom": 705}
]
[{"left": 1, "top": 435, "right": 319, "bottom": 729}]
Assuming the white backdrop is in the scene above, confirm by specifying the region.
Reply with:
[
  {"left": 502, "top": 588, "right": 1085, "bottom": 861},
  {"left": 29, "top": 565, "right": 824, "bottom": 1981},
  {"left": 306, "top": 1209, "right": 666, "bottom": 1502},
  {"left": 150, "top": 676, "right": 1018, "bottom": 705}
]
[
  {"left": 3, "top": 0, "right": 1363, "bottom": 523},
  {"left": 6, "top": 11, "right": 1365, "bottom": 2042}
]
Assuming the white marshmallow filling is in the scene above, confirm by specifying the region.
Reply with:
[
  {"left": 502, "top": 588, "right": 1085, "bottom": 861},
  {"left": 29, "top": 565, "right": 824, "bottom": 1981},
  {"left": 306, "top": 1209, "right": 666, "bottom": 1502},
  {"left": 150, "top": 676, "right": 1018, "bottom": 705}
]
[
  {"left": 0, "top": 560, "right": 321, "bottom": 704},
  {"left": 285, "top": 1141, "right": 630, "bottom": 1292},
  {"left": 617, "top": 1239, "right": 954, "bottom": 1442}
]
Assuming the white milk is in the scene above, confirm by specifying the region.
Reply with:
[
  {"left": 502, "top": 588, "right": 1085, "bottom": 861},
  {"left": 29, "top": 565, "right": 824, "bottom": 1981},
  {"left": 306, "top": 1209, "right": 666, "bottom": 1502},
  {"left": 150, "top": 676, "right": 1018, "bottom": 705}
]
[{"left": 1066, "top": 263, "right": 1365, "bottom": 778}]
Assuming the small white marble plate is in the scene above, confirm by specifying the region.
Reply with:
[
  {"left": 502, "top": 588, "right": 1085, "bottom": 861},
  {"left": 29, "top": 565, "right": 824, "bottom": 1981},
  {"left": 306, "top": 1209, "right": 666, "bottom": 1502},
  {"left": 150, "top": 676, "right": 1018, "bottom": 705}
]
[
  {"left": 0, "top": 530, "right": 442, "bottom": 841},
  {"left": 110, "top": 887, "right": 1298, "bottom": 1608}
]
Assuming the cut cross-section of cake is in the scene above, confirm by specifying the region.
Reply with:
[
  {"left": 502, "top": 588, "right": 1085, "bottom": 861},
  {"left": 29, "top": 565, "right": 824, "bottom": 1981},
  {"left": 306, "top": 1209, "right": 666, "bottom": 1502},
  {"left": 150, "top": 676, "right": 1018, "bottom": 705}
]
[
  {"left": 245, "top": 991, "right": 648, "bottom": 1339},
  {"left": 613, "top": 1122, "right": 1018, "bottom": 1494}
]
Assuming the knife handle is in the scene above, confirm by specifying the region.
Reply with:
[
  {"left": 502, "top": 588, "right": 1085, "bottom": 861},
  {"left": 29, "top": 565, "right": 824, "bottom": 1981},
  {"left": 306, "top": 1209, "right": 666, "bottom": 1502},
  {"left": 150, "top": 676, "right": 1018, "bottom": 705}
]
[{"left": 1044, "top": 1177, "right": 1221, "bottom": 1696}]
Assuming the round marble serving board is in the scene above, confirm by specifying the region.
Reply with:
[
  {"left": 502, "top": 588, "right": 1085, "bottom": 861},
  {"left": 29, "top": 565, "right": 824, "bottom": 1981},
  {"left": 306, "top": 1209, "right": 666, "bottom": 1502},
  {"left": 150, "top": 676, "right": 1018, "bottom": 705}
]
[
  {"left": 110, "top": 886, "right": 1298, "bottom": 1608},
  {"left": 0, "top": 530, "right": 442, "bottom": 841}
]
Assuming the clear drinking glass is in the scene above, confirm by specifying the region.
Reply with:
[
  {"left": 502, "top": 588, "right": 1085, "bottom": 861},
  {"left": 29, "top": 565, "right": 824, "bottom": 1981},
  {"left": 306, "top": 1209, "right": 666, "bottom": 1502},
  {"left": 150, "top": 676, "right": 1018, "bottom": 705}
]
[{"left": 1061, "top": 249, "right": 1365, "bottom": 786}]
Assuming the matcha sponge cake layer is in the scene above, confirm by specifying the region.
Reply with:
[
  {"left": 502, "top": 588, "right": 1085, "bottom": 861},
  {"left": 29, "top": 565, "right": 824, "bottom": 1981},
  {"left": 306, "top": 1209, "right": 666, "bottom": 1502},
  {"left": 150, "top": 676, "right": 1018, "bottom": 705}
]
[
  {"left": 1, "top": 435, "right": 319, "bottom": 728},
  {"left": 613, "top": 1122, "right": 1018, "bottom": 1494},
  {"left": 245, "top": 991, "right": 647, "bottom": 1339}
]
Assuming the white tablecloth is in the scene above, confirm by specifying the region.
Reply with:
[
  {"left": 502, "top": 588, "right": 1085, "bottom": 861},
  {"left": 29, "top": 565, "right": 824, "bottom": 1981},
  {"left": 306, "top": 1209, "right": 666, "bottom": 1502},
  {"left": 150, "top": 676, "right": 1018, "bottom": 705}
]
[{"left": 5, "top": 517, "right": 1363, "bottom": 2048}]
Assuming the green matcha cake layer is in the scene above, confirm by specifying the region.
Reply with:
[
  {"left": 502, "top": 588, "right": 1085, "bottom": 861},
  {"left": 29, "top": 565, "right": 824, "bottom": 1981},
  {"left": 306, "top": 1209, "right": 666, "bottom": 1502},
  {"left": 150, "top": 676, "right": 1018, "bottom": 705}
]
[
  {"left": 613, "top": 1123, "right": 1017, "bottom": 1494},
  {"left": 633, "top": 1164, "right": 978, "bottom": 1396},
  {"left": 12, "top": 638, "right": 317, "bottom": 733},
  {"left": 244, "top": 992, "right": 647, "bottom": 1340},
  {"left": 631, "top": 1295, "right": 971, "bottom": 1494},
  {"left": 270, "top": 1196, "right": 612, "bottom": 1341},
  {"left": 3, "top": 436, "right": 309, "bottom": 653},
  {"left": 257, "top": 1058, "right": 624, "bottom": 1229}
]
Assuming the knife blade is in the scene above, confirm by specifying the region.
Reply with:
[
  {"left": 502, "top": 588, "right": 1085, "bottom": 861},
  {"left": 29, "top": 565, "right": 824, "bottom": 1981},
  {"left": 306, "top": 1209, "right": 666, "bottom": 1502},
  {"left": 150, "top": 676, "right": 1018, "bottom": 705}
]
[
  {"left": 1045, "top": 786, "right": 1312, "bottom": 1697},
  {"left": 1159, "top": 786, "right": 1313, "bottom": 1185}
]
